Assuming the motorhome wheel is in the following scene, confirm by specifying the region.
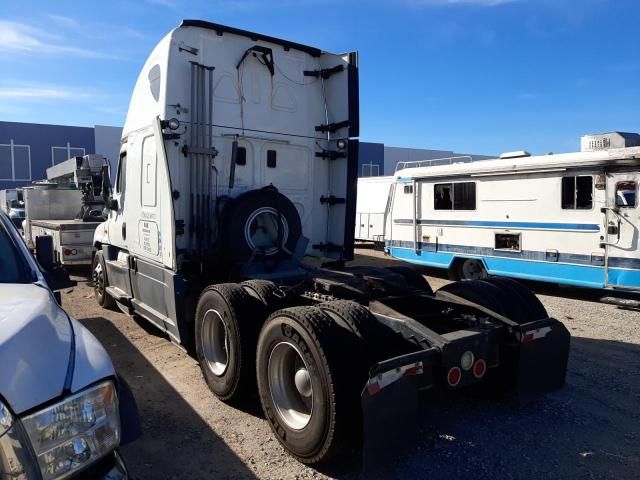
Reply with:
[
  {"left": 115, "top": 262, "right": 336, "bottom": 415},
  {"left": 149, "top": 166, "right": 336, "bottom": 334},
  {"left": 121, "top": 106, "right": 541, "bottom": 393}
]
[{"left": 458, "top": 258, "right": 488, "bottom": 280}]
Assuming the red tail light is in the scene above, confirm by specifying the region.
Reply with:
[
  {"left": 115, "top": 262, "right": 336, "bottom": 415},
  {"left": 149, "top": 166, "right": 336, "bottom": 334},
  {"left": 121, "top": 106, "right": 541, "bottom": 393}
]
[
  {"left": 473, "top": 359, "right": 487, "bottom": 378},
  {"left": 447, "top": 367, "right": 461, "bottom": 387}
]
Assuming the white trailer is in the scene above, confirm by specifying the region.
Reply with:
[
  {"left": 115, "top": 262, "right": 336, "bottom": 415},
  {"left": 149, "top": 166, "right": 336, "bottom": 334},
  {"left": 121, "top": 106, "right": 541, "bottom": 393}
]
[
  {"left": 355, "top": 176, "right": 393, "bottom": 244},
  {"left": 386, "top": 133, "right": 640, "bottom": 291},
  {"left": 91, "top": 20, "right": 569, "bottom": 469}
]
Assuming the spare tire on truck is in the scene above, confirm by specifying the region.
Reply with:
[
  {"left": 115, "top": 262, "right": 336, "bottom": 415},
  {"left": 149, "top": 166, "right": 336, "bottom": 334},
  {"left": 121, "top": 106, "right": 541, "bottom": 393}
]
[{"left": 223, "top": 186, "right": 302, "bottom": 263}]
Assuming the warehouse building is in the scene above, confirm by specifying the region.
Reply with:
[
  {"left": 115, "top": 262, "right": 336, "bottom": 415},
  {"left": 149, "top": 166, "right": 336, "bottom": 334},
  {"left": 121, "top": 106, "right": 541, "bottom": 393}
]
[
  {"left": 0, "top": 121, "right": 122, "bottom": 190},
  {"left": 0, "top": 120, "right": 490, "bottom": 190}
]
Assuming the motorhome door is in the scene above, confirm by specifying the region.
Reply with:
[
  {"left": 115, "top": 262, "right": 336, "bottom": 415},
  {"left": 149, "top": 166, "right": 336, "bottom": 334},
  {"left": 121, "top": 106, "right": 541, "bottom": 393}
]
[{"left": 604, "top": 172, "right": 640, "bottom": 290}]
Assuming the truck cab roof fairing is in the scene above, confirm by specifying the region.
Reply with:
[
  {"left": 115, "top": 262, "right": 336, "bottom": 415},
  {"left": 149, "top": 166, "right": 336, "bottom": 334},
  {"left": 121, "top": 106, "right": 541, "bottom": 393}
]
[{"left": 179, "top": 20, "right": 322, "bottom": 57}]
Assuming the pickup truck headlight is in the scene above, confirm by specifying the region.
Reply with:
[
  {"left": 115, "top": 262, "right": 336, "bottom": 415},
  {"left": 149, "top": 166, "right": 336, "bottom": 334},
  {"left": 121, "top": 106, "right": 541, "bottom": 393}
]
[{"left": 22, "top": 381, "right": 120, "bottom": 480}]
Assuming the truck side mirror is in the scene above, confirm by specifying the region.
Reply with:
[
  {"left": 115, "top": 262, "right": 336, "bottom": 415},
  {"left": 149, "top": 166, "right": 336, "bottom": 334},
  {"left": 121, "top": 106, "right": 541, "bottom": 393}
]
[{"left": 108, "top": 198, "right": 119, "bottom": 210}]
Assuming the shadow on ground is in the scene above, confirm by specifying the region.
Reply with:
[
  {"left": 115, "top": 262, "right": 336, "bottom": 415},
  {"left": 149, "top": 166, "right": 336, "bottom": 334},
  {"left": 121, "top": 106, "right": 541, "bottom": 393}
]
[
  {"left": 391, "top": 336, "right": 640, "bottom": 479},
  {"left": 79, "top": 317, "right": 258, "bottom": 480}
]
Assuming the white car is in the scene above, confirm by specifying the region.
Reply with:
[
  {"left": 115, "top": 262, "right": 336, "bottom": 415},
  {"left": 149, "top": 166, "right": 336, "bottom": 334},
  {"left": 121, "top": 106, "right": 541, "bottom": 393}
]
[{"left": 0, "top": 211, "right": 140, "bottom": 479}]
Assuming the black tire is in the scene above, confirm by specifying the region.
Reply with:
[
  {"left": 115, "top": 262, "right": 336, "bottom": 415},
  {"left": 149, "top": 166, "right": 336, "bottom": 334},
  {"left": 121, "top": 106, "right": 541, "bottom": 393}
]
[
  {"left": 223, "top": 186, "right": 302, "bottom": 263},
  {"left": 480, "top": 277, "right": 548, "bottom": 322},
  {"left": 438, "top": 280, "right": 514, "bottom": 320},
  {"left": 386, "top": 265, "right": 433, "bottom": 294},
  {"left": 256, "top": 306, "right": 366, "bottom": 464},
  {"left": 241, "top": 279, "right": 284, "bottom": 314},
  {"left": 317, "top": 300, "right": 411, "bottom": 365},
  {"left": 438, "top": 279, "right": 547, "bottom": 324},
  {"left": 92, "top": 250, "right": 115, "bottom": 309},
  {"left": 457, "top": 258, "right": 488, "bottom": 280},
  {"left": 195, "top": 283, "right": 262, "bottom": 401}
]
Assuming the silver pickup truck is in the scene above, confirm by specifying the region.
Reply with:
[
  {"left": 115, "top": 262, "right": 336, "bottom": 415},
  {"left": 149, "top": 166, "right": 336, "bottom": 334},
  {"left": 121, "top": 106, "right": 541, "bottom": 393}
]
[{"left": 0, "top": 211, "right": 140, "bottom": 479}]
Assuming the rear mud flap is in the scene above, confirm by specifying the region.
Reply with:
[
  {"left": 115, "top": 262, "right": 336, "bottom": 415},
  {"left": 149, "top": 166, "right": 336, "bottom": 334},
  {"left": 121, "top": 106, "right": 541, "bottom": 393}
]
[
  {"left": 362, "top": 375, "right": 419, "bottom": 477},
  {"left": 361, "top": 351, "right": 435, "bottom": 477},
  {"left": 504, "top": 319, "right": 571, "bottom": 402}
]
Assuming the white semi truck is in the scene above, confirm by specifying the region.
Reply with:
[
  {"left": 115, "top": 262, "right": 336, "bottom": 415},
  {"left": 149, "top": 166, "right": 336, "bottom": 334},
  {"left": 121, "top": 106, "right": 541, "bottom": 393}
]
[
  {"left": 24, "top": 155, "right": 110, "bottom": 265},
  {"left": 92, "top": 20, "right": 570, "bottom": 468}
]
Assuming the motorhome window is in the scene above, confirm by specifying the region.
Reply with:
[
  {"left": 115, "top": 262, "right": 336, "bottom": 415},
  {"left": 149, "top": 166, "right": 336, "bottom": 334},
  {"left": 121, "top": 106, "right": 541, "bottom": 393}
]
[
  {"left": 495, "top": 233, "right": 521, "bottom": 251},
  {"left": 116, "top": 154, "right": 127, "bottom": 193},
  {"left": 236, "top": 147, "right": 247, "bottom": 165},
  {"left": 561, "top": 176, "right": 593, "bottom": 209},
  {"left": 434, "top": 182, "right": 475, "bottom": 210},
  {"left": 616, "top": 181, "right": 637, "bottom": 207},
  {"left": 454, "top": 182, "right": 476, "bottom": 210},
  {"left": 404, "top": 185, "right": 413, "bottom": 194}
]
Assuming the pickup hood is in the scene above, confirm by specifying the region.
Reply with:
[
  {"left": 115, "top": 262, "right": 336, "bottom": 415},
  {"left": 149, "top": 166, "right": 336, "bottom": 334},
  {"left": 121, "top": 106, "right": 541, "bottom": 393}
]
[{"left": 0, "top": 284, "right": 114, "bottom": 414}]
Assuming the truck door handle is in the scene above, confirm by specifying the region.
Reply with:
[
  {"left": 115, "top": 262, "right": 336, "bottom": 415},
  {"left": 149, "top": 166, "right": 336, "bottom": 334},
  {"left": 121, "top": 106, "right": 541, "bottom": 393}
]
[{"left": 122, "top": 222, "right": 127, "bottom": 240}]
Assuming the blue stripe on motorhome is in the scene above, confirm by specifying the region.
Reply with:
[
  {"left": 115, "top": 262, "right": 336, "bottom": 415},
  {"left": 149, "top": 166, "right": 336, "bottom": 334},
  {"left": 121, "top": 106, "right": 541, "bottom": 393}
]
[
  {"left": 393, "top": 218, "right": 600, "bottom": 232},
  {"left": 607, "top": 268, "right": 640, "bottom": 289},
  {"left": 389, "top": 240, "right": 640, "bottom": 269},
  {"left": 483, "top": 257, "right": 605, "bottom": 288},
  {"left": 388, "top": 247, "right": 608, "bottom": 288}
]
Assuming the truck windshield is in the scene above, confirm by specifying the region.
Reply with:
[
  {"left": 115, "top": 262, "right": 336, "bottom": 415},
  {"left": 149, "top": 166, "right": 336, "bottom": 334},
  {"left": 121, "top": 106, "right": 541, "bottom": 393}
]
[{"left": 0, "top": 219, "right": 35, "bottom": 283}]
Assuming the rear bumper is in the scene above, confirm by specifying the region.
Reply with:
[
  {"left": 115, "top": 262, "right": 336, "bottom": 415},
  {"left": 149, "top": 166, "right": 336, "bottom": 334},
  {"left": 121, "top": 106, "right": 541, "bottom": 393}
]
[{"left": 360, "top": 316, "right": 570, "bottom": 474}]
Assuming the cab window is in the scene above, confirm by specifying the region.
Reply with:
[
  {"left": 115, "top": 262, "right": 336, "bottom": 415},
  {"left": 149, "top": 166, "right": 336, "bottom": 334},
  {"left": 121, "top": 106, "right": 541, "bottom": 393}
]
[
  {"left": 616, "top": 181, "right": 637, "bottom": 208},
  {"left": 116, "top": 153, "right": 127, "bottom": 194}
]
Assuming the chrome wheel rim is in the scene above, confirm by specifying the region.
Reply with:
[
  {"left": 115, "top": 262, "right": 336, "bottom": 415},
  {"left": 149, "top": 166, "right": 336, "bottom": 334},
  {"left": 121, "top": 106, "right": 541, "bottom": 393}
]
[
  {"left": 268, "top": 341, "right": 313, "bottom": 430},
  {"left": 462, "top": 259, "right": 485, "bottom": 280},
  {"left": 245, "top": 207, "right": 289, "bottom": 256},
  {"left": 93, "top": 260, "right": 105, "bottom": 297},
  {"left": 202, "top": 309, "right": 229, "bottom": 376}
]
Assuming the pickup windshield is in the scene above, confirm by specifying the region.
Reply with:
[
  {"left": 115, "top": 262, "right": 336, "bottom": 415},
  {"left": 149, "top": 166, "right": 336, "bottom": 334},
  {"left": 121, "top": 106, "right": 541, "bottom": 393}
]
[{"left": 0, "top": 217, "right": 35, "bottom": 283}]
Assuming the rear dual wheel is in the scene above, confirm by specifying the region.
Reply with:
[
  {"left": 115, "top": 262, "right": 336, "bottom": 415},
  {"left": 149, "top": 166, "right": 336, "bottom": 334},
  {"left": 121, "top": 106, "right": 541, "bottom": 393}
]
[
  {"left": 256, "top": 304, "right": 367, "bottom": 464},
  {"left": 195, "top": 283, "right": 265, "bottom": 401}
]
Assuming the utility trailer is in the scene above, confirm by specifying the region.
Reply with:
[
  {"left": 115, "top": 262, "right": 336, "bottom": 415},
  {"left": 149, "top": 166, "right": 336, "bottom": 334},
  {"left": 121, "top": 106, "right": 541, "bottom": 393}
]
[
  {"left": 24, "top": 155, "right": 110, "bottom": 265},
  {"left": 92, "top": 20, "right": 570, "bottom": 469}
]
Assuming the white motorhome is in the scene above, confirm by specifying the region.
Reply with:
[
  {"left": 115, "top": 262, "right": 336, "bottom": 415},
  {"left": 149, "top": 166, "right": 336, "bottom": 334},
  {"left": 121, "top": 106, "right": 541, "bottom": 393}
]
[
  {"left": 354, "top": 175, "right": 393, "bottom": 244},
  {"left": 92, "top": 20, "right": 570, "bottom": 467},
  {"left": 386, "top": 132, "right": 640, "bottom": 291}
]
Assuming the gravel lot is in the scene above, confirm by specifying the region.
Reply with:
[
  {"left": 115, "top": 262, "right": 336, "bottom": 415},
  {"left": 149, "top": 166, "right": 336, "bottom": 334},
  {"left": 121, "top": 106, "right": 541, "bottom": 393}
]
[{"left": 62, "top": 248, "right": 640, "bottom": 479}]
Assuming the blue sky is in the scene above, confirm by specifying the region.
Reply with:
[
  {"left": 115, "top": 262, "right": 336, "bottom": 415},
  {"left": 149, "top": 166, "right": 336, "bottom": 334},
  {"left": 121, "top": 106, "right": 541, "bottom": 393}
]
[{"left": 1, "top": 0, "right": 638, "bottom": 155}]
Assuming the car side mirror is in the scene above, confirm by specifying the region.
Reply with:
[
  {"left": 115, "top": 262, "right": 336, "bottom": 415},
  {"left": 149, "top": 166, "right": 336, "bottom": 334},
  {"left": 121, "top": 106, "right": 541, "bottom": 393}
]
[{"left": 108, "top": 198, "right": 119, "bottom": 210}]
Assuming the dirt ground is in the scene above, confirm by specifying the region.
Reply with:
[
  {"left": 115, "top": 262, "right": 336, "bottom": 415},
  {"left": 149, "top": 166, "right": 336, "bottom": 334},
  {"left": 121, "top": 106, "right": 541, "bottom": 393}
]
[{"left": 62, "top": 248, "right": 640, "bottom": 479}]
